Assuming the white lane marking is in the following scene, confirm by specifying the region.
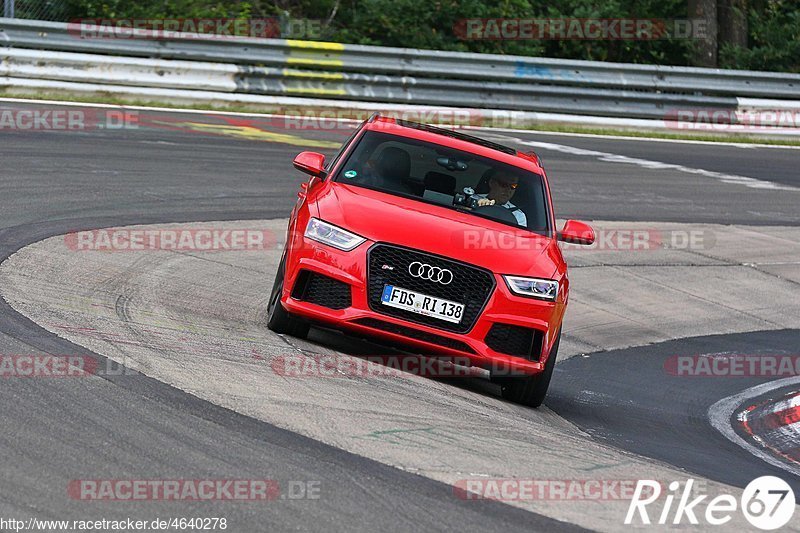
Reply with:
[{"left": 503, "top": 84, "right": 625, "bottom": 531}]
[
  {"left": 1, "top": 96, "right": 800, "bottom": 150},
  {"left": 708, "top": 376, "right": 800, "bottom": 478},
  {"left": 506, "top": 138, "right": 799, "bottom": 191},
  {"left": 472, "top": 126, "right": 800, "bottom": 150},
  {"left": 468, "top": 125, "right": 800, "bottom": 150}
]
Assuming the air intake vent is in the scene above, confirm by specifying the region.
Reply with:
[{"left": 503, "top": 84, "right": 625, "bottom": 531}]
[
  {"left": 485, "top": 323, "right": 543, "bottom": 361},
  {"left": 291, "top": 270, "right": 352, "bottom": 310}
]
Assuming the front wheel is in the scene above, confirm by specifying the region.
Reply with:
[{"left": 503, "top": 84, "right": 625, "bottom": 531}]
[
  {"left": 267, "top": 253, "right": 310, "bottom": 339},
  {"left": 499, "top": 331, "right": 560, "bottom": 408}
]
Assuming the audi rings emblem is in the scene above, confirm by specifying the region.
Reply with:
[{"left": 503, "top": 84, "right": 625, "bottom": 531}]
[{"left": 408, "top": 262, "right": 454, "bottom": 285}]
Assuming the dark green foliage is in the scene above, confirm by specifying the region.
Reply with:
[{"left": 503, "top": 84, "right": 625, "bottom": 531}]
[
  {"left": 60, "top": 0, "right": 798, "bottom": 71},
  {"left": 719, "top": 0, "right": 800, "bottom": 71}
]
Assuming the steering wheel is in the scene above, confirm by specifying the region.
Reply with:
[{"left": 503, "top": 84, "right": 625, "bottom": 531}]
[{"left": 471, "top": 204, "right": 519, "bottom": 225}]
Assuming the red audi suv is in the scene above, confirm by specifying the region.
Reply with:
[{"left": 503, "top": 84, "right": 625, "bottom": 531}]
[{"left": 268, "top": 115, "right": 594, "bottom": 406}]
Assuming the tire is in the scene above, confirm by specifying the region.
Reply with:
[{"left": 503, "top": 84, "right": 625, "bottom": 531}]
[
  {"left": 499, "top": 331, "right": 560, "bottom": 408},
  {"left": 267, "top": 253, "right": 310, "bottom": 339}
]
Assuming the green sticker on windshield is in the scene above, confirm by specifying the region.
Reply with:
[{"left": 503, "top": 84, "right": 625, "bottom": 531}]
[{"left": 344, "top": 170, "right": 357, "bottom": 179}]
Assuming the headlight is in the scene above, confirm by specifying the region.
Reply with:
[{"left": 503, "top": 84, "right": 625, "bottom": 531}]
[
  {"left": 305, "top": 218, "right": 366, "bottom": 251},
  {"left": 503, "top": 276, "right": 558, "bottom": 301}
]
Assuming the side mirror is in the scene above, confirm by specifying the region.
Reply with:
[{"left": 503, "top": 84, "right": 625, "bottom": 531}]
[
  {"left": 558, "top": 220, "right": 595, "bottom": 245},
  {"left": 293, "top": 151, "right": 327, "bottom": 178}
]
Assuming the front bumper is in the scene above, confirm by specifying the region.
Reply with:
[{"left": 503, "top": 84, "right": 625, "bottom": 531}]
[{"left": 281, "top": 238, "right": 565, "bottom": 376}]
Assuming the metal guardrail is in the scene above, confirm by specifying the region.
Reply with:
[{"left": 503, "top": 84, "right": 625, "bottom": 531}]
[
  {"left": 2, "top": 18, "right": 799, "bottom": 121},
  {"left": 0, "top": 49, "right": 739, "bottom": 119}
]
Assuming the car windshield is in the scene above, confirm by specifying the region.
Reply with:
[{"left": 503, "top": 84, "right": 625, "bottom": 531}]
[{"left": 332, "top": 130, "right": 550, "bottom": 235}]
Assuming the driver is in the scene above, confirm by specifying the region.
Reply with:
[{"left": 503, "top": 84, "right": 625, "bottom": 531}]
[{"left": 475, "top": 173, "right": 527, "bottom": 227}]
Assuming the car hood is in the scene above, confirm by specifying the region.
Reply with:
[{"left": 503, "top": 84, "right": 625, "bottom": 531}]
[{"left": 313, "top": 183, "right": 561, "bottom": 278}]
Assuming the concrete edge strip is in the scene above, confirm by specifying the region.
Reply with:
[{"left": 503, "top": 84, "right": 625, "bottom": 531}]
[{"left": 0, "top": 214, "right": 585, "bottom": 530}]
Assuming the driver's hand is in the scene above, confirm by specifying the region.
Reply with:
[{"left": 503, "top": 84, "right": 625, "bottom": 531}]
[{"left": 477, "top": 198, "right": 495, "bottom": 207}]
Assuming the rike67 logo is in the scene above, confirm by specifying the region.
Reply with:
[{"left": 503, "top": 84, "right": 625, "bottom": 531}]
[{"left": 626, "top": 476, "right": 795, "bottom": 530}]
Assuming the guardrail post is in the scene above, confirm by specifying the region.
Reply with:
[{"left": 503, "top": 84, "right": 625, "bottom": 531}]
[{"left": 3, "top": 0, "right": 15, "bottom": 18}]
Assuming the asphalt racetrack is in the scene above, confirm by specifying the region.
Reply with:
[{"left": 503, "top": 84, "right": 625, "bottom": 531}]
[{"left": 1, "top": 100, "right": 799, "bottom": 531}]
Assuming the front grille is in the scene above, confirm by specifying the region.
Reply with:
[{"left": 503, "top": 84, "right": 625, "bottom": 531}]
[
  {"left": 367, "top": 244, "right": 495, "bottom": 333},
  {"left": 353, "top": 318, "right": 476, "bottom": 354},
  {"left": 485, "top": 323, "right": 543, "bottom": 361},
  {"left": 291, "top": 270, "right": 352, "bottom": 310}
]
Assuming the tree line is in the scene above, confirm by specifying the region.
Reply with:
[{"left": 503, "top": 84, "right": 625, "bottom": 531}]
[{"left": 58, "top": 0, "right": 798, "bottom": 71}]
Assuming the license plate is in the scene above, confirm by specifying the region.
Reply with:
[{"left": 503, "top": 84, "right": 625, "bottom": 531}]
[{"left": 380, "top": 285, "right": 464, "bottom": 324}]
